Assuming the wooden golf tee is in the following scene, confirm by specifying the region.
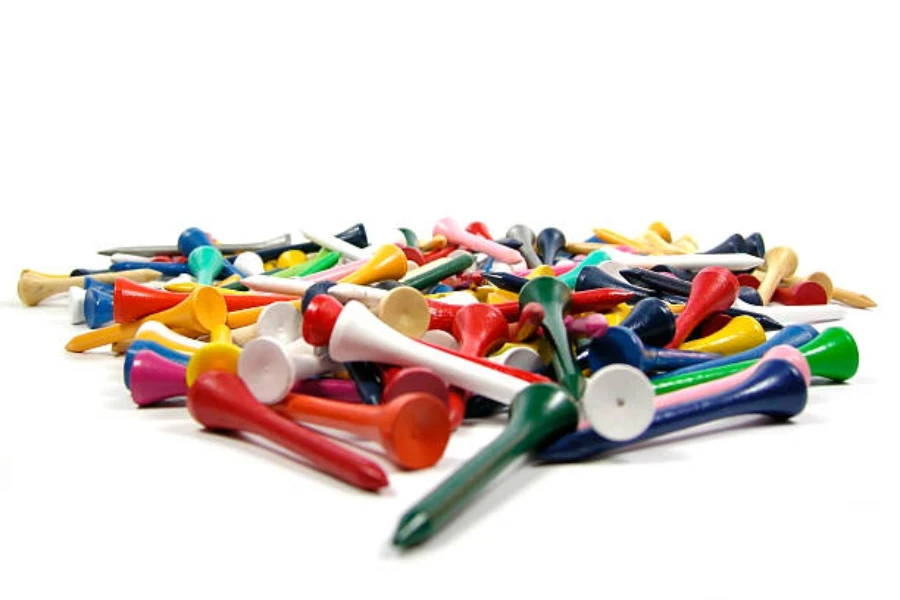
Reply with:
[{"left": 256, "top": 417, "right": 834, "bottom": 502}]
[
  {"left": 513, "top": 302, "right": 545, "bottom": 342},
  {"left": 453, "top": 303, "right": 510, "bottom": 357},
  {"left": 518, "top": 277, "right": 584, "bottom": 398},
  {"left": 666, "top": 266, "right": 740, "bottom": 348},
  {"left": 392, "top": 382, "right": 579, "bottom": 548},
  {"left": 506, "top": 224, "right": 541, "bottom": 268},
  {"left": 185, "top": 325, "right": 241, "bottom": 386},
  {"left": 619, "top": 297, "right": 676, "bottom": 347},
  {"left": 123, "top": 339, "right": 189, "bottom": 389},
  {"left": 653, "top": 346, "right": 811, "bottom": 410},
  {"left": 535, "top": 228, "right": 567, "bottom": 266},
  {"left": 448, "top": 302, "right": 511, "bottom": 426},
  {"left": 556, "top": 250, "right": 611, "bottom": 289},
  {"left": 591, "top": 228, "right": 654, "bottom": 254},
  {"left": 787, "top": 274, "right": 876, "bottom": 308},
  {"left": 679, "top": 315, "right": 766, "bottom": 356},
  {"left": 373, "top": 287, "right": 432, "bottom": 339},
  {"left": 65, "top": 287, "right": 228, "bottom": 353},
  {"left": 113, "top": 278, "right": 297, "bottom": 323},
  {"left": 652, "top": 327, "right": 859, "bottom": 394},
  {"left": 433, "top": 217, "right": 524, "bottom": 265},
  {"left": 187, "top": 371, "right": 388, "bottom": 491},
  {"left": 585, "top": 326, "right": 721, "bottom": 373},
  {"left": 18, "top": 268, "right": 162, "bottom": 307},
  {"left": 188, "top": 246, "right": 225, "bottom": 285},
  {"left": 756, "top": 247, "right": 799, "bottom": 305},
  {"left": 326, "top": 301, "right": 536, "bottom": 404},
  {"left": 130, "top": 350, "right": 190, "bottom": 406},
  {"left": 237, "top": 334, "right": 338, "bottom": 405},
  {"left": 772, "top": 281, "right": 828, "bottom": 306},
  {"left": 319, "top": 300, "right": 655, "bottom": 441},
  {"left": 231, "top": 301, "right": 303, "bottom": 347},
  {"left": 657, "top": 323, "right": 819, "bottom": 379},
  {"left": 338, "top": 244, "right": 409, "bottom": 285},
  {"left": 538, "top": 359, "right": 808, "bottom": 463},
  {"left": 273, "top": 391, "right": 451, "bottom": 469},
  {"left": 401, "top": 251, "right": 475, "bottom": 291}
]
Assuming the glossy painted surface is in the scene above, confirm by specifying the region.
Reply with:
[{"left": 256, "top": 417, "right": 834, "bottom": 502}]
[
  {"left": 393, "top": 383, "right": 578, "bottom": 547},
  {"left": 293, "top": 378, "right": 361, "bottom": 403},
  {"left": 619, "top": 297, "right": 676, "bottom": 347},
  {"left": 585, "top": 326, "right": 720, "bottom": 373},
  {"left": 65, "top": 287, "right": 228, "bottom": 353},
  {"left": 300, "top": 281, "right": 337, "bottom": 313},
  {"left": 253, "top": 224, "right": 368, "bottom": 262},
  {"left": 232, "top": 251, "right": 266, "bottom": 277},
  {"left": 110, "top": 261, "right": 191, "bottom": 276},
  {"left": 732, "top": 299, "right": 845, "bottom": 324},
  {"left": 373, "top": 287, "right": 431, "bottom": 339},
  {"left": 654, "top": 346, "right": 811, "bottom": 410},
  {"left": 401, "top": 251, "right": 474, "bottom": 290},
  {"left": 518, "top": 277, "right": 584, "bottom": 397},
  {"left": 113, "top": 278, "right": 296, "bottom": 323},
  {"left": 721, "top": 306, "right": 783, "bottom": 331},
  {"left": 338, "top": 244, "right": 408, "bottom": 286},
  {"left": 453, "top": 303, "right": 510, "bottom": 357},
  {"left": 745, "top": 232, "right": 765, "bottom": 258},
  {"left": 480, "top": 271, "right": 527, "bottom": 293},
  {"left": 433, "top": 217, "right": 524, "bottom": 265},
  {"left": 535, "top": 227, "right": 567, "bottom": 266},
  {"left": 302, "top": 294, "right": 344, "bottom": 346},
  {"left": 176, "top": 227, "right": 215, "bottom": 256},
  {"left": 604, "top": 249, "right": 764, "bottom": 270},
  {"left": 667, "top": 267, "right": 740, "bottom": 348},
  {"left": 656, "top": 323, "right": 818, "bottom": 378},
  {"left": 345, "top": 361, "right": 385, "bottom": 405},
  {"left": 382, "top": 367, "right": 451, "bottom": 406},
  {"left": 130, "top": 350, "right": 188, "bottom": 406},
  {"left": 274, "top": 390, "right": 451, "bottom": 469},
  {"left": 679, "top": 315, "right": 766, "bottom": 356},
  {"left": 83, "top": 277, "right": 114, "bottom": 294},
  {"left": 131, "top": 321, "right": 206, "bottom": 354},
  {"left": 253, "top": 301, "right": 303, "bottom": 344},
  {"left": 83, "top": 288, "right": 114, "bottom": 329},
  {"left": 737, "top": 286, "right": 763, "bottom": 306},
  {"left": 424, "top": 288, "right": 632, "bottom": 332},
  {"left": 67, "top": 287, "right": 86, "bottom": 325},
  {"left": 187, "top": 371, "right": 388, "bottom": 491},
  {"left": 564, "top": 313, "right": 608, "bottom": 338},
  {"left": 576, "top": 266, "right": 656, "bottom": 298},
  {"left": 513, "top": 302, "right": 546, "bottom": 341},
  {"left": 123, "top": 340, "right": 189, "bottom": 389},
  {"left": 328, "top": 301, "right": 536, "bottom": 404},
  {"left": 539, "top": 359, "right": 808, "bottom": 463},
  {"left": 300, "top": 228, "right": 373, "bottom": 261},
  {"left": 736, "top": 273, "right": 761, "bottom": 289},
  {"left": 327, "top": 282, "right": 388, "bottom": 307},
  {"left": 465, "top": 221, "right": 494, "bottom": 240},
  {"left": 579, "top": 364, "right": 656, "bottom": 441},
  {"left": 772, "top": 281, "right": 828, "bottom": 306},
  {"left": 757, "top": 247, "right": 799, "bottom": 305},
  {"left": 651, "top": 327, "right": 859, "bottom": 394},
  {"left": 237, "top": 335, "right": 338, "bottom": 405},
  {"left": 185, "top": 336, "right": 241, "bottom": 387},
  {"left": 272, "top": 249, "right": 341, "bottom": 279},
  {"left": 275, "top": 250, "right": 307, "bottom": 269},
  {"left": 556, "top": 250, "right": 611, "bottom": 289},
  {"left": 505, "top": 224, "right": 541, "bottom": 268}
]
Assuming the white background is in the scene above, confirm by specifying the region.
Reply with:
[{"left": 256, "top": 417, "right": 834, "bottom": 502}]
[{"left": 1, "top": 2, "right": 897, "bottom": 598}]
